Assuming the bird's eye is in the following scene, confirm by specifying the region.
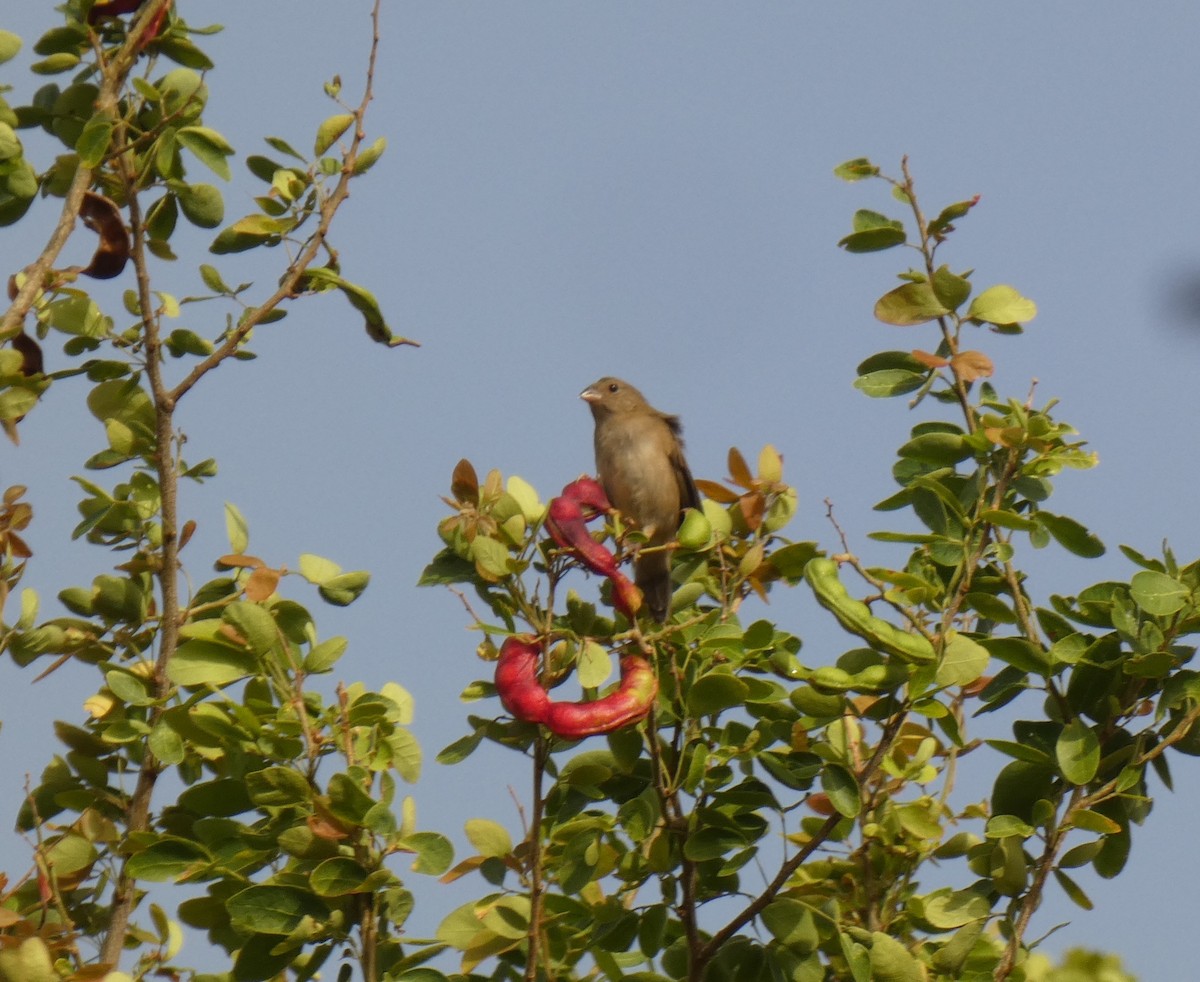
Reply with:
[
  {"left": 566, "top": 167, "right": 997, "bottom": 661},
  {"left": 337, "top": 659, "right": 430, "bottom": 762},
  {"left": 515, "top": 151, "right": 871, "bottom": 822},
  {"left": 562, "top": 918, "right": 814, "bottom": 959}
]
[{"left": 607, "top": 382, "right": 619, "bottom": 393}]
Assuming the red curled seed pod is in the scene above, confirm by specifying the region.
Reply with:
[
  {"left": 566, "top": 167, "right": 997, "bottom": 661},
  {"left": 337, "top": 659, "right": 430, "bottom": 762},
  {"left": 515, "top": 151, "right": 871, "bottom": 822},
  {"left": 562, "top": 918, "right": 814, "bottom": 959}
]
[
  {"left": 79, "top": 192, "right": 131, "bottom": 280},
  {"left": 546, "top": 495, "right": 619, "bottom": 579},
  {"left": 88, "top": 0, "right": 171, "bottom": 49},
  {"left": 543, "top": 655, "right": 657, "bottom": 738},
  {"left": 545, "top": 479, "right": 642, "bottom": 619},
  {"left": 560, "top": 475, "right": 611, "bottom": 515},
  {"left": 494, "top": 638, "right": 657, "bottom": 739},
  {"left": 494, "top": 636, "right": 550, "bottom": 724}
]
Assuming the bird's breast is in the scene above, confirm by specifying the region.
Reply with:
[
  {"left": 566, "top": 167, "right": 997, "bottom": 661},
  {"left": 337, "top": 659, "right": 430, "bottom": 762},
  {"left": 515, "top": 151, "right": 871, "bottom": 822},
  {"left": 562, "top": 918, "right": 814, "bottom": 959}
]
[{"left": 595, "top": 422, "right": 680, "bottom": 541}]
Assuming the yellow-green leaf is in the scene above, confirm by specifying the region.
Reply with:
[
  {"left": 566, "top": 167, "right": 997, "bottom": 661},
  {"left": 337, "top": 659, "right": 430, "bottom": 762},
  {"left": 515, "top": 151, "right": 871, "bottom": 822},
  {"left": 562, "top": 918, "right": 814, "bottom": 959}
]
[{"left": 967, "top": 284, "right": 1037, "bottom": 325}]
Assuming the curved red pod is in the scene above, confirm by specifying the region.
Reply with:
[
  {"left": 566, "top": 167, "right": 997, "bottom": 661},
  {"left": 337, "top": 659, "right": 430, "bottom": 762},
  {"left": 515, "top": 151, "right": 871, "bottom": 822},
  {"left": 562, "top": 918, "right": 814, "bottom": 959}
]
[
  {"left": 494, "top": 637, "right": 550, "bottom": 724},
  {"left": 545, "top": 481, "right": 643, "bottom": 619},
  {"left": 494, "top": 638, "right": 656, "bottom": 739},
  {"left": 88, "top": 0, "right": 171, "bottom": 48},
  {"left": 560, "top": 475, "right": 611, "bottom": 514},
  {"left": 546, "top": 495, "right": 619, "bottom": 579},
  {"left": 544, "top": 655, "right": 658, "bottom": 739}
]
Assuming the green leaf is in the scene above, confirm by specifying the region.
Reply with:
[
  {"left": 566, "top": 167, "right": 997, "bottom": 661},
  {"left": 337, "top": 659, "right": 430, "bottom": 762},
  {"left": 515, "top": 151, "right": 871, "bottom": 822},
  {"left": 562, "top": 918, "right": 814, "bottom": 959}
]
[
  {"left": 465, "top": 818, "right": 513, "bottom": 859},
  {"left": 1059, "top": 839, "right": 1104, "bottom": 868},
  {"left": 225, "top": 501, "right": 249, "bottom": 553},
  {"left": 985, "top": 814, "right": 1035, "bottom": 839},
  {"left": 684, "top": 823, "right": 747, "bottom": 861},
  {"left": 839, "top": 933, "right": 871, "bottom": 982},
  {"left": 177, "top": 778, "right": 253, "bottom": 818},
  {"left": 318, "top": 570, "right": 370, "bottom": 606},
  {"left": 920, "top": 888, "right": 990, "bottom": 929},
  {"left": 31, "top": 52, "right": 80, "bottom": 74},
  {"left": 820, "top": 762, "right": 861, "bottom": 817},
  {"left": 761, "top": 898, "right": 818, "bottom": 952},
  {"left": 226, "top": 885, "right": 330, "bottom": 935},
  {"left": 46, "top": 295, "right": 106, "bottom": 337},
  {"left": 401, "top": 831, "right": 454, "bottom": 875},
  {"left": 148, "top": 722, "right": 185, "bottom": 765},
  {"left": 833, "top": 157, "right": 879, "bottom": 181},
  {"left": 224, "top": 601, "right": 277, "bottom": 656},
  {"left": 310, "top": 857, "right": 370, "bottom": 897},
  {"left": 304, "top": 636, "right": 347, "bottom": 673},
  {"left": 984, "top": 739, "right": 1052, "bottom": 766},
  {"left": 1053, "top": 868, "right": 1094, "bottom": 910},
  {"left": 869, "top": 932, "right": 923, "bottom": 982},
  {"left": 928, "top": 196, "right": 980, "bottom": 235},
  {"left": 300, "top": 266, "right": 412, "bottom": 347},
  {"left": 839, "top": 227, "right": 906, "bottom": 253},
  {"left": 418, "top": 549, "right": 476, "bottom": 587},
  {"left": 853, "top": 369, "right": 925, "bottom": 398},
  {"left": 75, "top": 116, "right": 113, "bottom": 168},
  {"left": 967, "top": 284, "right": 1037, "bottom": 325},
  {"left": 299, "top": 552, "right": 342, "bottom": 584},
  {"left": 176, "top": 183, "right": 224, "bottom": 228},
  {"left": 897, "top": 432, "right": 972, "bottom": 465},
  {"left": 0, "top": 31, "right": 22, "bottom": 66},
  {"left": 874, "top": 281, "right": 949, "bottom": 326},
  {"left": 980, "top": 507, "right": 1037, "bottom": 531},
  {"left": 686, "top": 672, "right": 749, "bottom": 716},
  {"left": 44, "top": 834, "right": 97, "bottom": 876},
  {"left": 199, "top": 263, "right": 231, "bottom": 293},
  {"left": 931, "top": 265, "right": 971, "bottom": 311},
  {"left": 470, "top": 536, "right": 511, "bottom": 582},
  {"left": 1036, "top": 512, "right": 1105, "bottom": 558},
  {"left": 315, "top": 112, "right": 355, "bottom": 155},
  {"left": 353, "top": 135, "right": 387, "bottom": 174},
  {"left": 1056, "top": 719, "right": 1100, "bottom": 785},
  {"left": 145, "top": 193, "right": 179, "bottom": 241},
  {"left": 166, "top": 639, "right": 256, "bottom": 687},
  {"left": 125, "top": 837, "right": 211, "bottom": 882},
  {"left": 177, "top": 126, "right": 234, "bottom": 180},
  {"left": 930, "top": 921, "right": 985, "bottom": 975},
  {"left": 210, "top": 215, "right": 286, "bottom": 253},
  {"left": 936, "top": 632, "right": 989, "bottom": 687},
  {"left": 0, "top": 386, "right": 41, "bottom": 421},
  {"left": 1130, "top": 569, "right": 1189, "bottom": 616},
  {"left": 157, "top": 36, "right": 215, "bottom": 71},
  {"left": 165, "top": 328, "right": 214, "bottom": 357},
  {"left": 1071, "top": 808, "right": 1122, "bottom": 835},
  {"left": 576, "top": 640, "right": 612, "bottom": 689},
  {"left": 980, "top": 636, "right": 1048, "bottom": 673}
]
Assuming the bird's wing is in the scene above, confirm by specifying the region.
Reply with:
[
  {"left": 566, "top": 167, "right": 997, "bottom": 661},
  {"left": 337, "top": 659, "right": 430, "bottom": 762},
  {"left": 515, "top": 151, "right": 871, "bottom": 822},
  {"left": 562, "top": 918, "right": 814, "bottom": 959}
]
[
  {"left": 672, "top": 450, "right": 701, "bottom": 514},
  {"left": 660, "top": 415, "right": 701, "bottom": 514}
]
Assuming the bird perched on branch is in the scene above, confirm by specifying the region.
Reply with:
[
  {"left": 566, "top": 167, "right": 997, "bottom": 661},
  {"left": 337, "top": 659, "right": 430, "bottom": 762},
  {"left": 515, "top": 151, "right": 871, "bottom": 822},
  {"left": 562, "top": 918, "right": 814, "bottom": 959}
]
[{"left": 580, "top": 376, "right": 701, "bottom": 622}]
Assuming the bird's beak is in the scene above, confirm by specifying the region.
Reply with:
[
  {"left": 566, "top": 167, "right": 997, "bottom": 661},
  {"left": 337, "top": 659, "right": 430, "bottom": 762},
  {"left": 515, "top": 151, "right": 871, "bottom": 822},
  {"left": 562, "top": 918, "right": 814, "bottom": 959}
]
[{"left": 580, "top": 387, "right": 600, "bottom": 403}]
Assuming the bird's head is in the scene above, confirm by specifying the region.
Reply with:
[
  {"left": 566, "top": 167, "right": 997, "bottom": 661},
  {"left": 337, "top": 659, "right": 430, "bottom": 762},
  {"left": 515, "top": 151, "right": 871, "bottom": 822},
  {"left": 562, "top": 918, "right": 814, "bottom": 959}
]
[{"left": 580, "top": 377, "right": 649, "bottom": 418}]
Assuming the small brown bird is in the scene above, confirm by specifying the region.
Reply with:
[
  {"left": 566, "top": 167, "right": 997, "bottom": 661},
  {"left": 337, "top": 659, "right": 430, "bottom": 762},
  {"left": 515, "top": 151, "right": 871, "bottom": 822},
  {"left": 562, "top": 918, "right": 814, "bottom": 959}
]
[{"left": 580, "top": 377, "right": 701, "bottom": 622}]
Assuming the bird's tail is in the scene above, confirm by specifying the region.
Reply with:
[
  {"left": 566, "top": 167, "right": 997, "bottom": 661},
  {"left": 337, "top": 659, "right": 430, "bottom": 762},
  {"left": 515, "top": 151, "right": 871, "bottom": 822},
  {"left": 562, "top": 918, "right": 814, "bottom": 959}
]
[{"left": 635, "top": 551, "right": 672, "bottom": 623}]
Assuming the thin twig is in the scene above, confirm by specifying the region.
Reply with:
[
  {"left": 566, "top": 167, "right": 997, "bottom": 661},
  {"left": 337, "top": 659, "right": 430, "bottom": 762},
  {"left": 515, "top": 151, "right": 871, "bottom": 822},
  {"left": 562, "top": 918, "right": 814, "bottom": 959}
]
[
  {"left": 1, "top": 0, "right": 173, "bottom": 342},
  {"left": 695, "top": 711, "right": 908, "bottom": 970},
  {"left": 169, "top": 0, "right": 388, "bottom": 405}
]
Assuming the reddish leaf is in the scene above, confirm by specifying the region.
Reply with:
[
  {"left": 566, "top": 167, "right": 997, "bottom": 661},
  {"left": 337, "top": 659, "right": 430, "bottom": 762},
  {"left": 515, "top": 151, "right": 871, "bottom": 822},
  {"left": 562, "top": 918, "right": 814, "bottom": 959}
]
[
  {"left": 806, "top": 792, "right": 835, "bottom": 816},
  {"left": 911, "top": 349, "right": 948, "bottom": 369},
  {"left": 179, "top": 518, "right": 196, "bottom": 550},
  {"left": 243, "top": 566, "right": 280, "bottom": 601},
  {"left": 951, "top": 350, "right": 994, "bottom": 382},
  {"left": 739, "top": 493, "right": 766, "bottom": 532},
  {"left": 216, "top": 553, "right": 266, "bottom": 569},
  {"left": 11, "top": 331, "right": 43, "bottom": 376},
  {"left": 727, "top": 447, "right": 754, "bottom": 489},
  {"left": 694, "top": 479, "right": 740, "bottom": 504},
  {"left": 450, "top": 458, "right": 478, "bottom": 504}
]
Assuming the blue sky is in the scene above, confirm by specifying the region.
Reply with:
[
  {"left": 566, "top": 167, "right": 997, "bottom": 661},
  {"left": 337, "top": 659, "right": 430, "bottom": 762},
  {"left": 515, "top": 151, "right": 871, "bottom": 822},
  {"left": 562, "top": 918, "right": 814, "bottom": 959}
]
[{"left": 3, "top": 2, "right": 1199, "bottom": 976}]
